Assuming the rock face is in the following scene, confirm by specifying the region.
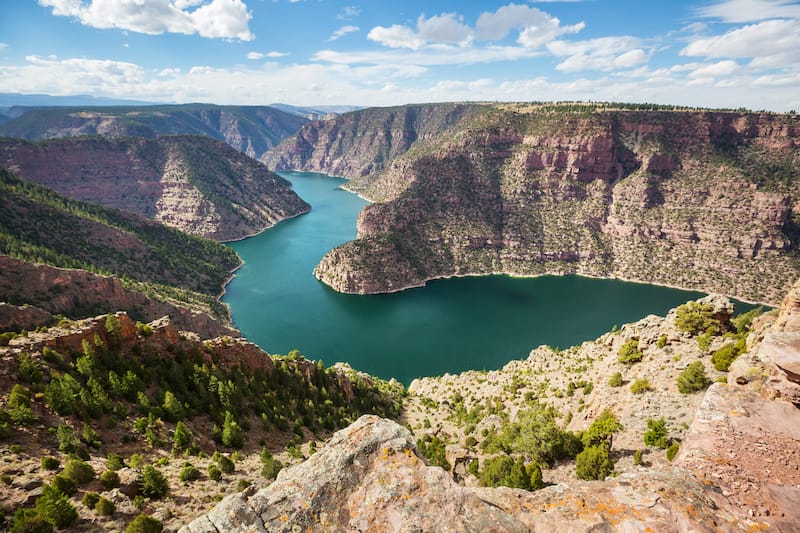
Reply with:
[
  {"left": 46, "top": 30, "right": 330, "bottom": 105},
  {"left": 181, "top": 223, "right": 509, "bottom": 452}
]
[
  {"left": 182, "top": 415, "right": 750, "bottom": 532},
  {"left": 0, "top": 135, "right": 310, "bottom": 241},
  {"left": 269, "top": 103, "right": 800, "bottom": 304},
  {"left": 0, "top": 104, "right": 308, "bottom": 160},
  {"left": 0, "top": 256, "right": 237, "bottom": 336}
]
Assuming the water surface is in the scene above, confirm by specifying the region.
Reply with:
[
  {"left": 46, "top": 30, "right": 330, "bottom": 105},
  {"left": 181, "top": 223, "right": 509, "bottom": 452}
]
[{"left": 224, "top": 172, "right": 737, "bottom": 384}]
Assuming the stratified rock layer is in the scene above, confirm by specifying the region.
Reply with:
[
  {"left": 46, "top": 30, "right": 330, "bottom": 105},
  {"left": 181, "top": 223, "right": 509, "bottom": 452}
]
[
  {"left": 0, "top": 135, "right": 310, "bottom": 240},
  {"left": 269, "top": 104, "right": 800, "bottom": 303}
]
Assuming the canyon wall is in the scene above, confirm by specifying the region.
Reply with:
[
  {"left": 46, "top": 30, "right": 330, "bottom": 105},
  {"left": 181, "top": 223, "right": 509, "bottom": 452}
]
[
  {"left": 268, "top": 104, "right": 800, "bottom": 304},
  {"left": 0, "top": 135, "right": 310, "bottom": 241}
]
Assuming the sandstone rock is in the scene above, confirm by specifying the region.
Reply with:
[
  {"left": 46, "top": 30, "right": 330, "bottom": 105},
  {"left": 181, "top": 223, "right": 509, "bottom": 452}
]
[
  {"left": 0, "top": 135, "right": 310, "bottom": 241},
  {"left": 182, "top": 414, "right": 770, "bottom": 532},
  {"left": 0, "top": 302, "right": 52, "bottom": 332},
  {"left": 0, "top": 256, "right": 237, "bottom": 337},
  {"left": 279, "top": 106, "right": 800, "bottom": 304}
]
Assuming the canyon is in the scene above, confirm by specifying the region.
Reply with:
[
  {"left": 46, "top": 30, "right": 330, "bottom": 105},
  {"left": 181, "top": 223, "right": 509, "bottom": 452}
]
[
  {"left": 0, "top": 135, "right": 310, "bottom": 241},
  {"left": 266, "top": 103, "right": 800, "bottom": 304}
]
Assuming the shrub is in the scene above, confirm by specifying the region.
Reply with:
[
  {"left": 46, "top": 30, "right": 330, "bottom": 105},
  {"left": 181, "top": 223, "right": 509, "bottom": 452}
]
[
  {"left": 106, "top": 452, "right": 125, "bottom": 471},
  {"left": 10, "top": 510, "right": 53, "bottom": 533},
  {"left": 581, "top": 409, "right": 623, "bottom": 449},
  {"left": 138, "top": 465, "right": 169, "bottom": 499},
  {"left": 417, "top": 434, "right": 450, "bottom": 470},
  {"left": 215, "top": 453, "right": 235, "bottom": 474},
  {"left": 618, "top": 339, "right": 643, "bottom": 364},
  {"left": 666, "top": 442, "right": 680, "bottom": 461},
  {"left": 711, "top": 340, "right": 745, "bottom": 372},
  {"left": 81, "top": 424, "right": 102, "bottom": 449},
  {"left": 179, "top": 463, "right": 201, "bottom": 482},
  {"left": 237, "top": 479, "right": 252, "bottom": 491},
  {"left": 633, "top": 449, "right": 644, "bottom": 466},
  {"left": 677, "top": 361, "right": 711, "bottom": 394},
  {"left": 657, "top": 334, "right": 668, "bottom": 349},
  {"left": 51, "top": 474, "right": 76, "bottom": 496},
  {"left": 675, "top": 302, "right": 724, "bottom": 336},
  {"left": 643, "top": 418, "right": 670, "bottom": 448},
  {"left": 630, "top": 378, "right": 653, "bottom": 394},
  {"left": 36, "top": 484, "right": 78, "bottom": 528},
  {"left": 221, "top": 411, "right": 244, "bottom": 449},
  {"left": 260, "top": 449, "right": 283, "bottom": 481},
  {"left": 8, "top": 384, "right": 32, "bottom": 409},
  {"left": 575, "top": 444, "right": 613, "bottom": 481},
  {"left": 480, "top": 455, "right": 542, "bottom": 490},
  {"left": 172, "top": 421, "right": 192, "bottom": 453},
  {"left": 63, "top": 458, "right": 95, "bottom": 485},
  {"left": 135, "top": 322, "right": 154, "bottom": 337},
  {"left": 44, "top": 373, "right": 81, "bottom": 415},
  {"left": 41, "top": 456, "right": 60, "bottom": 471},
  {"left": 100, "top": 469, "right": 120, "bottom": 489},
  {"left": 608, "top": 372, "right": 623, "bottom": 387},
  {"left": 207, "top": 464, "right": 222, "bottom": 482},
  {"left": 95, "top": 497, "right": 115, "bottom": 516},
  {"left": 82, "top": 491, "right": 100, "bottom": 509},
  {"left": 125, "top": 514, "right": 163, "bottom": 533}
]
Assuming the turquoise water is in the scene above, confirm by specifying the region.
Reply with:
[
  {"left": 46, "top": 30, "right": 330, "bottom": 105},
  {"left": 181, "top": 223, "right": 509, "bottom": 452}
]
[{"left": 223, "top": 172, "right": 725, "bottom": 384}]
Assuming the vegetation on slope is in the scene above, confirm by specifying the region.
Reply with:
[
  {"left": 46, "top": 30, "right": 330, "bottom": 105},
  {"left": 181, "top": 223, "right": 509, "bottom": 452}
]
[
  {"left": 0, "top": 167, "right": 239, "bottom": 320},
  {"left": 0, "top": 312, "right": 404, "bottom": 531}
]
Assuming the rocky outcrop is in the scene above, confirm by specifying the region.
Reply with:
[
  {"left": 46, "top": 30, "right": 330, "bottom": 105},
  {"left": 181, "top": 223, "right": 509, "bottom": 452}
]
[
  {"left": 0, "top": 104, "right": 308, "bottom": 160},
  {"left": 182, "top": 415, "right": 754, "bottom": 532},
  {"left": 0, "top": 135, "right": 310, "bottom": 240},
  {"left": 0, "top": 256, "right": 237, "bottom": 336},
  {"left": 262, "top": 103, "right": 480, "bottom": 179},
  {"left": 0, "top": 302, "right": 52, "bottom": 331},
  {"left": 270, "top": 104, "right": 800, "bottom": 304}
]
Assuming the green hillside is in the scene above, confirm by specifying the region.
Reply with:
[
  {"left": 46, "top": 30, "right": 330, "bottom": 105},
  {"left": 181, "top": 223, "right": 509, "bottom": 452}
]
[{"left": 0, "top": 167, "right": 239, "bottom": 319}]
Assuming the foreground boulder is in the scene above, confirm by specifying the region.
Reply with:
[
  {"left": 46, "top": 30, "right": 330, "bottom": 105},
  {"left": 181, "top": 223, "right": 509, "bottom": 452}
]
[{"left": 182, "top": 415, "right": 755, "bottom": 532}]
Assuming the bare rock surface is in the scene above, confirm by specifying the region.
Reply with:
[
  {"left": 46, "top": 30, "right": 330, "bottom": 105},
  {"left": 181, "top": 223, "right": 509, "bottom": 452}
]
[{"left": 182, "top": 414, "right": 765, "bottom": 532}]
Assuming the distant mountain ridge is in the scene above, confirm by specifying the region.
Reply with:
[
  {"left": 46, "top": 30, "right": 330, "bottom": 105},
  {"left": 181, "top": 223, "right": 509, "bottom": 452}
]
[
  {"left": 270, "top": 103, "right": 363, "bottom": 120},
  {"left": 0, "top": 135, "right": 310, "bottom": 241},
  {"left": 0, "top": 103, "right": 308, "bottom": 160}
]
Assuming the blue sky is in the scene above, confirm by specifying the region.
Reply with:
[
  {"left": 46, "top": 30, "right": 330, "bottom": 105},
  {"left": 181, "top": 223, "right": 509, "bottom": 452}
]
[{"left": 0, "top": 0, "right": 798, "bottom": 110}]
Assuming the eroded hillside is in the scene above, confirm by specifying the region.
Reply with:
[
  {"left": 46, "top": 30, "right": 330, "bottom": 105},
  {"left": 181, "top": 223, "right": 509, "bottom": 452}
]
[
  {"left": 0, "top": 168, "right": 239, "bottom": 326},
  {"left": 0, "top": 135, "right": 310, "bottom": 241},
  {"left": 268, "top": 103, "right": 800, "bottom": 304}
]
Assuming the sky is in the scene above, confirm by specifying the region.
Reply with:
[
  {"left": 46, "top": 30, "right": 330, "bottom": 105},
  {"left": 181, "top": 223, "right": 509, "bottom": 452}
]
[{"left": 0, "top": 0, "right": 798, "bottom": 111}]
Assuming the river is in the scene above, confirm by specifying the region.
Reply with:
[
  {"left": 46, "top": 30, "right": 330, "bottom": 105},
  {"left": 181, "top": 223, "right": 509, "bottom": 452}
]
[{"left": 223, "top": 172, "right": 743, "bottom": 384}]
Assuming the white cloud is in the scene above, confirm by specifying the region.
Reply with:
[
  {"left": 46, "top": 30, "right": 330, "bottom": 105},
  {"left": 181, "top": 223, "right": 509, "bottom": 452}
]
[
  {"left": 313, "top": 45, "right": 546, "bottom": 67},
  {"left": 368, "top": 13, "right": 472, "bottom": 49},
  {"left": 475, "top": 4, "right": 584, "bottom": 47},
  {"left": 266, "top": 51, "right": 288, "bottom": 58},
  {"left": 247, "top": 52, "right": 264, "bottom": 60},
  {"left": 1, "top": 53, "right": 798, "bottom": 111},
  {"left": 681, "top": 19, "right": 800, "bottom": 68},
  {"left": 695, "top": 0, "right": 800, "bottom": 22},
  {"left": 368, "top": 24, "right": 426, "bottom": 50},
  {"left": 547, "top": 36, "right": 650, "bottom": 72},
  {"left": 687, "top": 60, "right": 741, "bottom": 78},
  {"left": 37, "top": 0, "right": 254, "bottom": 41},
  {"left": 0, "top": 43, "right": 7, "bottom": 50},
  {"left": 337, "top": 6, "right": 360, "bottom": 20},
  {"left": 416, "top": 13, "right": 472, "bottom": 45},
  {"left": 328, "top": 25, "right": 359, "bottom": 42}
]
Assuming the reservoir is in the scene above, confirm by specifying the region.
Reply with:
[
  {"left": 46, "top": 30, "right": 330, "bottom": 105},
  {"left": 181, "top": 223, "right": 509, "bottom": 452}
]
[{"left": 223, "top": 172, "right": 735, "bottom": 384}]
